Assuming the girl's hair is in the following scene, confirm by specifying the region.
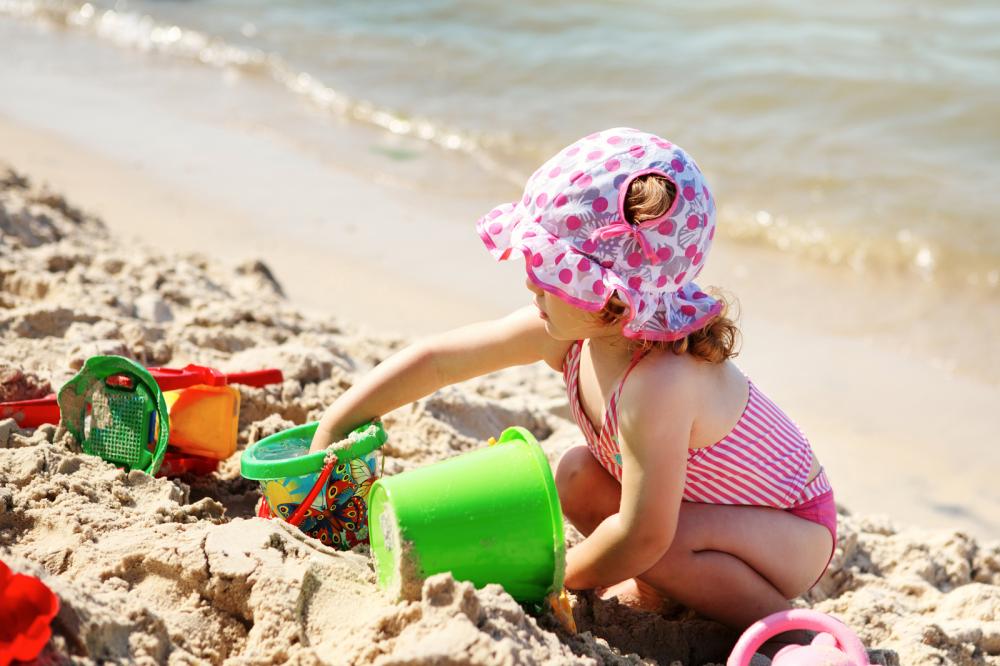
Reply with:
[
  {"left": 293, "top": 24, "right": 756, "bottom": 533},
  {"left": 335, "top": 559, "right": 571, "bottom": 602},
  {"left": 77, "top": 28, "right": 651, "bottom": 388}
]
[{"left": 594, "top": 174, "right": 741, "bottom": 363}]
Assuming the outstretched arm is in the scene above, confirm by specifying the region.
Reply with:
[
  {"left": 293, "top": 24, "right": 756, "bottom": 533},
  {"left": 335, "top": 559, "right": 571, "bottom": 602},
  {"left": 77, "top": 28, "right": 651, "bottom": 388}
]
[
  {"left": 309, "top": 305, "right": 569, "bottom": 452},
  {"left": 563, "top": 366, "right": 692, "bottom": 589}
]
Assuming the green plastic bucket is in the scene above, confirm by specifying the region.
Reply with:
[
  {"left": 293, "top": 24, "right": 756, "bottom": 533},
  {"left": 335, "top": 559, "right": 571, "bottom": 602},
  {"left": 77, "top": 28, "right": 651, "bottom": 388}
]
[
  {"left": 240, "top": 420, "right": 387, "bottom": 550},
  {"left": 367, "top": 426, "right": 565, "bottom": 603}
]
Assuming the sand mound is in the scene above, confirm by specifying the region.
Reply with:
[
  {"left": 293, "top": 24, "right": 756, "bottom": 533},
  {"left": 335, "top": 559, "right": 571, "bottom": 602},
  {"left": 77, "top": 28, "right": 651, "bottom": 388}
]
[{"left": 1, "top": 165, "right": 998, "bottom": 664}]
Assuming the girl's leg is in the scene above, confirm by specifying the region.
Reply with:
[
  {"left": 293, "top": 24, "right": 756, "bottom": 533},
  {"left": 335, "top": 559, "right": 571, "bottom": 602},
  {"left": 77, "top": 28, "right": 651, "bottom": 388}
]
[
  {"left": 637, "top": 502, "right": 832, "bottom": 629},
  {"left": 554, "top": 445, "right": 834, "bottom": 630}
]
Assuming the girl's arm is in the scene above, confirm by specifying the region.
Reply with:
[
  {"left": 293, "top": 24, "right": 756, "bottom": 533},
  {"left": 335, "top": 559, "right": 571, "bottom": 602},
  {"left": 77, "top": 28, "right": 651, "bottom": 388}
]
[
  {"left": 309, "top": 305, "right": 569, "bottom": 452},
  {"left": 563, "top": 364, "right": 693, "bottom": 589}
]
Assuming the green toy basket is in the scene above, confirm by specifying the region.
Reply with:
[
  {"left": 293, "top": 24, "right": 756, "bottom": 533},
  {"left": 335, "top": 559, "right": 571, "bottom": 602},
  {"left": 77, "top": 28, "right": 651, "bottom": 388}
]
[
  {"left": 367, "top": 426, "right": 566, "bottom": 604},
  {"left": 57, "top": 355, "right": 170, "bottom": 475}
]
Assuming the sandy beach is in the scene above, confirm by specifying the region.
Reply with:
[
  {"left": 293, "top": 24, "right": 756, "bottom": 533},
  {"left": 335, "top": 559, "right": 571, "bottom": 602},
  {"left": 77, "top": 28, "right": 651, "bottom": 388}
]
[
  {"left": 2, "top": 160, "right": 1000, "bottom": 665},
  {"left": 2, "top": 6, "right": 1000, "bottom": 663}
]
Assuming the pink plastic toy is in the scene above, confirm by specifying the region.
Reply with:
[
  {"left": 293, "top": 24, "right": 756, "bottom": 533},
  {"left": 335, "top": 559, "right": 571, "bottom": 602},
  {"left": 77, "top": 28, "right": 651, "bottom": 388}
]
[{"left": 728, "top": 609, "right": 871, "bottom": 666}]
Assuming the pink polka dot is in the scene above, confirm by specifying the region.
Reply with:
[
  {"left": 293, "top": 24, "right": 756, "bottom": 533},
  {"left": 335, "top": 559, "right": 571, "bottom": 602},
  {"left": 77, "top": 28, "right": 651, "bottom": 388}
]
[
  {"left": 638, "top": 301, "right": 646, "bottom": 312},
  {"left": 600, "top": 260, "right": 614, "bottom": 269},
  {"left": 674, "top": 271, "right": 687, "bottom": 284},
  {"left": 555, "top": 252, "right": 566, "bottom": 265},
  {"left": 627, "top": 252, "right": 642, "bottom": 268},
  {"left": 683, "top": 186, "right": 696, "bottom": 201},
  {"left": 607, "top": 136, "right": 622, "bottom": 145},
  {"left": 559, "top": 269, "right": 573, "bottom": 284},
  {"left": 693, "top": 291, "right": 707, "bottom": 299},
  {"left": 671, "top": 159, "right": 685, "bottom": 172},
  {"left": 656, "top": 247, "right": 673, "bottom": 261},
  {"left": 656, "top": 275, "right": 668, "bottom": 288},
  {"left": 531, "top": 253, "right": 544, "bottom": 267},
  {"left": 592, "top": 280, "right": 606, "bottom": 296},
  {"left": 566, "top": 215, "right": 581, "bottom": 230},
  {"left": 578, "top": 258, "right": 591, "bottom": 271},
  {"left": 554, "top": 193, "right": 568, "bottom": 207},
  {"left": 629, "top": 146, "right": 645, "bottom": 158},
  {"left": 687, "top": 215, "right": 700, "bottom": 230},
  {"left": 658, "top": 220, "right": 675, "bottom": 235},
  {"left": 577, "top": 174, "right": 592, "bottom": 188},
  {"left": 569, "top": 170, "right": 583, "bottom": 183},
  {"left": 709, "top": 226, "right": 716, "bottom": 240},
  {"left": 628, "top": 276, "right": 642, "bottom": 290},
  {"left": 604, "top": 159, "right": 621, "bottom": 172},
  {"left": 592, "top": 197, "right": 608, "bottom": 212},
  {"left": 488, "top": 208, "right": 504, "bottom": 219},
  {"left": 685, "top": 244, "right": 698, "bottom": 258},
  {"left": 703, "top": 185, "right": 710, "bottom": 198},
  {"left": 523, "top": 230, "right": 537, "bottom": 238},
  {"left": 535, "top": 193, "right": 548, "bottom": 208},
  {"left": 582, "top": 239, "right": 597, "bottom": 253},
  {"left": 522, "top": 194, "right": 531, "bottom": 205},
  {"left": 488, "top": 222, "right": 503, "bottom": 235},
  {"left": 566, "top": 146, "right": 580, "bottom": 156},
  {"left": 680, "top": 305, "right": 696, "bottom": 317},
  {"left": 694, "top": 252, "right": 704, "bottom": 264},
  {"left": 587, "top": 150, "right": 603, "bottom": 161},
  {"left": 549, "top": 166, "right": 561, "bottom": 178}
]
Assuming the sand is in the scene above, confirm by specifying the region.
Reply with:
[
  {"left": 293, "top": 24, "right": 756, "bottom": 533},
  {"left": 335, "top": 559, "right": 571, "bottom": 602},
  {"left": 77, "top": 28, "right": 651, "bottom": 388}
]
[{"left": 2, "top": 167, "right": 1000, "bottom": 665}]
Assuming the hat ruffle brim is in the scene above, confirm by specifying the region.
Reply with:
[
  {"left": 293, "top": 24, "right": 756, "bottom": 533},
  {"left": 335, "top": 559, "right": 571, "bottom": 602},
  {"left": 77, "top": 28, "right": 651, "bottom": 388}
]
[{"left": 477, "top": 203, "right": 723, "bottom": 342}]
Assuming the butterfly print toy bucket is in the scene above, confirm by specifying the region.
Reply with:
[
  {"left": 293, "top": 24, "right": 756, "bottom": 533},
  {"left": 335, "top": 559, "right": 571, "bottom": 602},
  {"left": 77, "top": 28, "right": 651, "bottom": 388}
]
[{"left": 240, "top": 420, "right": 387, "bottom": 550}]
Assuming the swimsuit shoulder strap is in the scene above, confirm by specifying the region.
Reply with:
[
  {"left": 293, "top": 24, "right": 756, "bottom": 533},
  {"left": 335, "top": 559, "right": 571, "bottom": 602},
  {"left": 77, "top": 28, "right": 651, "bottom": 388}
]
[{"left": 609, "top": 346, "right": 649, "bottom": 422}]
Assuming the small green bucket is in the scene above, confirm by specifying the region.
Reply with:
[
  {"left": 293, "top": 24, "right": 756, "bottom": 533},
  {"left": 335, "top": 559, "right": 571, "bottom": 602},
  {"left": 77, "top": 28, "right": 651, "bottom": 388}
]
[
  {"left": 240, "top": 421, "right": 387, "bottom": 550},
  {"left": 367, "top": 426, "right": 565, "bottom": 603}
]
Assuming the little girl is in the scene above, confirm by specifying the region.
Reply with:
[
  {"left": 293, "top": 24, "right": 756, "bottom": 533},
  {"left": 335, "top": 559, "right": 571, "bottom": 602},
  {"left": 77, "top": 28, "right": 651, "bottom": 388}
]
[{"left": 309, "top": 128, "right": 836, "bottom": 633}]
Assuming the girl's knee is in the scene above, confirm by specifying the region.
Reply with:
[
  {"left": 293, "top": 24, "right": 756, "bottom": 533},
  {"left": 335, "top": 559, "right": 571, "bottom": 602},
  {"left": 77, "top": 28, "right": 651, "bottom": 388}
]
[
  {"left": 555, "top": 446, "right": 618, "bottom": 531},
  {"left": 554, "top": 447, "right": 594, "bottom": 516}
]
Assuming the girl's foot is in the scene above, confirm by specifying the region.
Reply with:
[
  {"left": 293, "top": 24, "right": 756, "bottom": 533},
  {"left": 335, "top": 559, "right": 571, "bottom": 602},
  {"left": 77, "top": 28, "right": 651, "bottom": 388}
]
[{"left": 596, "top": 577, "right": 665, "bottom": 612}]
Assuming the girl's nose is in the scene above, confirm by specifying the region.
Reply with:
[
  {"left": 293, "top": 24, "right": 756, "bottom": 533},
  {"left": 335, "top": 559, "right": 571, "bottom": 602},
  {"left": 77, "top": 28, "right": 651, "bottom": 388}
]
[{"left": 525, "top": 277, "right": 539, "bottom": 294}]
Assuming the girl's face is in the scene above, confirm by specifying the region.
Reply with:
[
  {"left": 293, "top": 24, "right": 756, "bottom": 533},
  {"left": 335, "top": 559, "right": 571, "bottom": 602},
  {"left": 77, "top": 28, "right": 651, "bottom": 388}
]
[{"left": 525, "top": 277, "right": 623, "bottom": 341}]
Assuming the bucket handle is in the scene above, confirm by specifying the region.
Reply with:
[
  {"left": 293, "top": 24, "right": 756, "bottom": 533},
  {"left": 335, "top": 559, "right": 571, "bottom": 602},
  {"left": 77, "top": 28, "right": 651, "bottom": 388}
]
[{"left": 287, "top": 460, "right": 336, "bottom": 526}]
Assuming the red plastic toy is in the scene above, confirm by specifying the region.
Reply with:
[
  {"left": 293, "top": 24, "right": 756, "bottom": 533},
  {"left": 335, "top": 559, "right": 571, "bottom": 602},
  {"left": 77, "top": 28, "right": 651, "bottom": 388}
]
[
  {"left": 0, "top": 560, "right": 60, "bottom": 666},
  {"left": 0, "top": 364, "right": 283, "bottom": 428}
]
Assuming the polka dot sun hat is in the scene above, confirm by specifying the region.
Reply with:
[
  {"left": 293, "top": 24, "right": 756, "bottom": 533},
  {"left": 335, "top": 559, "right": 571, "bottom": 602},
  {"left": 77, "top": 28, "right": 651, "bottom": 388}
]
[{"left": 477, "top": 127, "right": 722, "bottom": 341}]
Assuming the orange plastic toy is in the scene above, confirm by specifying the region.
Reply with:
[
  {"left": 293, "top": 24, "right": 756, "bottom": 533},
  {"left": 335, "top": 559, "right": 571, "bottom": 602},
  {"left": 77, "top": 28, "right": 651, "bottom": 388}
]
[{"left": 162, "top": 385, "right": 240, "bottom": 460}]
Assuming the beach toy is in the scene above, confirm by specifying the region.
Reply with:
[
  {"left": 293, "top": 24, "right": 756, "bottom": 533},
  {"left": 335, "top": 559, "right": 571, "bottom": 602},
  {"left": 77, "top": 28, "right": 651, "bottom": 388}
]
[
  {"left": 241, "top": 420, "right": 387, "bottom": 550},
  {"left": 0, "top": 560, "right": 60, "bottom": 665},
  {"left": 728, "top": 609, "right": 871, "bottom": 666},
  {"left": 367, "top": 426, "right": 565, "bottom": 604},
  {"left": 5, "top": 365, "right": 282, "bottom": 428},
  {"left": 58, "top": 355, "right": 170, "bottom": 475},
  {"left": 143, "top": 365, "right": 284, "bottom": 391},
  {"left": 155, "top": 449, "right": 221, "bottom": 478},
  {"left": 162, "top": 385, "right": 240, "bottom": 460},
  {"left": 0, "top": 396, "right": 61, "bottom": 428}
]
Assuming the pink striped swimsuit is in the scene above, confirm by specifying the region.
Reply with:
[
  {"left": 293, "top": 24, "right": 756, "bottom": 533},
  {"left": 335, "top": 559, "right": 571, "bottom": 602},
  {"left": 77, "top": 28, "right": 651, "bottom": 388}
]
[{"left": 562, "top": 340, "right": 836, "bottom": 544}]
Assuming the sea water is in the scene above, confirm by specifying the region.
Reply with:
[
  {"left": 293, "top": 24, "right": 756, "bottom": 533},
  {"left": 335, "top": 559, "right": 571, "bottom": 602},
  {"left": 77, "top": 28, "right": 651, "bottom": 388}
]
[{"left": 3, "top": 0, "right": 998, "bottom": 292}]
